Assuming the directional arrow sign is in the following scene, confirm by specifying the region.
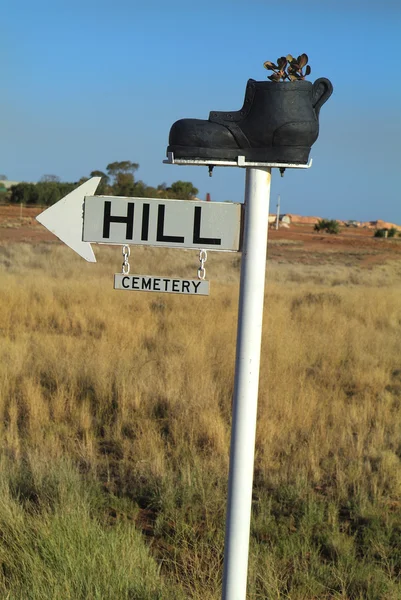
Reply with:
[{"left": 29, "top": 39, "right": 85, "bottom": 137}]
[
  {"left": 36, "top": 177, "right": 101, "bottom": 262},
  {"left": 36, "top": 178, "right": 242, "bottom": 259}
]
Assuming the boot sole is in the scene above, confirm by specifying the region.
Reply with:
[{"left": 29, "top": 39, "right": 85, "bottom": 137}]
[{"left": 167, "top": 145, "right": 311, "bottom": 164}]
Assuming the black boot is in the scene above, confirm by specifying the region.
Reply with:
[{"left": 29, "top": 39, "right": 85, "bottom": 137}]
[{"left": 167, "top": 78, "right": 333, "bottom": 164}]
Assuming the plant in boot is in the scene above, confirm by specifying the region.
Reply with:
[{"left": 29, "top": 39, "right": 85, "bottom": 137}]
[{"left": 263, "top": 54, "right": 311, "bottom": 82}]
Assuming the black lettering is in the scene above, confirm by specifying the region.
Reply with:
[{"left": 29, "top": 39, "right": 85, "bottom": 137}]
[
  {"left": 141, "top": 204, "right": 150, "bottom": 241},
  {"left": 102, "top": 201, "right": 134, "bottom": 240},
  {"left": 163, "top": 279, "right": 170, "bottom": 291},
  {"left": 156, "top": 205, "right": 184, "bottom": 243},
  {"left": 182, "top": 281, "right": 190, "bottom": 293},
  {"left": 172, "top": 280, "right": 180, "bottom": 292},
  {"left": 132, "top": 277, "right": 140, "bottom": 290},
  {"left": 122, "top": 276, "right": 130, "bottom": 289},
  {"left": 153, "top": 278, "right": 161, "bottom": 291},
  {"left": 192, "top": 281, "right": 201, "bottom": 293},
  {"left": 142, "top": 277, "right": 152, "bottom": 290},
  {"left": 193, "top": 206, "right": 221, "bottom": 246}
]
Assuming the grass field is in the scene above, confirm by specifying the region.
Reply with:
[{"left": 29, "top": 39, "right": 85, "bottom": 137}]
[{"left": 1, "top": 240, "right": 401, "bottom": 599}]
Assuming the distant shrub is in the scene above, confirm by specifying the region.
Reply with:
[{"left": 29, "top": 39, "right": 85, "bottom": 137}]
[
  {"left": 374, "top": 228, "right": 397, "bottom": 238},
  {"left": 9, "top": 182, "right": 76, "bottom": 206},
  {"left": 0, "top": 190, "right": 10, "bottom": 204},
  {"left": 314, "top": 219, "right": 340, "bottom": 234}
]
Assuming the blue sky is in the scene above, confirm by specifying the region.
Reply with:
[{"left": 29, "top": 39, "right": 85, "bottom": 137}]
[{"left": 2, "top": 0, "right": 401, "bottom": 223}]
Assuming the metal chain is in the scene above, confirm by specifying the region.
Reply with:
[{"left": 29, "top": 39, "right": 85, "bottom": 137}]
[
  {"left": 122, "top": 245, "right": 130, "bottom": 275},
  {"left": 197, "top": 249, "right": 207, "bottom": 280}
]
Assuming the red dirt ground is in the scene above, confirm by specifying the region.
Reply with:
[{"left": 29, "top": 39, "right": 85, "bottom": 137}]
[{"left": 1, "top": 204, "right": 400, "bottom": 267}]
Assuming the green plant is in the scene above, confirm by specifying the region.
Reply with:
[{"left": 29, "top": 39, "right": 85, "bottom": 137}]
[
  {"left": 264, "top": 53, "right": 311, "bottom": 82},
  {"left": 374, "top": 228, "right": 398, "bottom": 238},
  {"left": 314, "top": 219, "right": 340, "bottom": 234}
]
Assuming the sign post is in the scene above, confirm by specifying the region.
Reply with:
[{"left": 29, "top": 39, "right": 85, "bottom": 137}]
[
  {"left": 222, "top": 167, "right": 271, "bottom": 600},
  {"left": 164, "top": 152, "right": 311, "bottom": 600}
]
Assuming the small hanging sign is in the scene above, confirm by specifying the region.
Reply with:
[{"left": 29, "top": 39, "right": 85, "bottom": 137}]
[{"left": 114, "top": 274, "right": 209, "bottom": 296}]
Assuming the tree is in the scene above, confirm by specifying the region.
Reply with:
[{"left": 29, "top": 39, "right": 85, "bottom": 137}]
[
  {"left": 104, "top": 162, "right": 140, "bottom": 196},
  {"left": 9, "top": 181, "right": 75, "bottom": 205},
  {"left": 6, "top": 163, "right": 199, "bottom": 207},
  {"left": 35, "top": 182, "right": 76, "bottom": 205},
  {"left": 9, "top": 183, "right": 39, "bottom": 204},
  {"left": 106, "top": 161, "right": 139, "bottom": 183},
  {"left": 40, "top": 174, "right": 61, "bottom": 183},
  {"left": 90, "top": 170, "right": 110, "bottom": 195},
  {"left": 113, "top": 173, "right": 136, "bottom": 197},
  {"left": 90, "top": 170, "right": 110, "bottom": 185},
  {"left": 168, "top": 180, "right": 198, "bottom": 200},
  {"left": 132, "top": 182, "right": 162, "bottom": 198}
]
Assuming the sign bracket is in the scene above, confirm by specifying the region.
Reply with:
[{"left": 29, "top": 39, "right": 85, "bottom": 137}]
[{"left": 164, "top": 150, "right": 313, "bottom": 169}]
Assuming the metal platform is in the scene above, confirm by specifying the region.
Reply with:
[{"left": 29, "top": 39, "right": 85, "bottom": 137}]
[{"left": 163, "top": 151, "right": 312, "bottom": 169}]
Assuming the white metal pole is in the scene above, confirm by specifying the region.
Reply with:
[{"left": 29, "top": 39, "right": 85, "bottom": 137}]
[{"left": 222, "top": 167, "right": 272, "bottom": 600}]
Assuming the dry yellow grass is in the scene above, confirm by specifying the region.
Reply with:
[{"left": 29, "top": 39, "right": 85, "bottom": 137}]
[
  {"left": 1, "top": 241, "right": 401, "bottom": 598},
  {"left": 1, "top": 243, "right": 401, "bottom": 497}
]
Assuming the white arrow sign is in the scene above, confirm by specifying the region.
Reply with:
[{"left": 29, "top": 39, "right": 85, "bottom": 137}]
[
  {"left": 36, "top": 178, "right": 242, "bottom": 259},
  {"left": 36, "top": 177, "right": 101, "bottom": 262}
]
